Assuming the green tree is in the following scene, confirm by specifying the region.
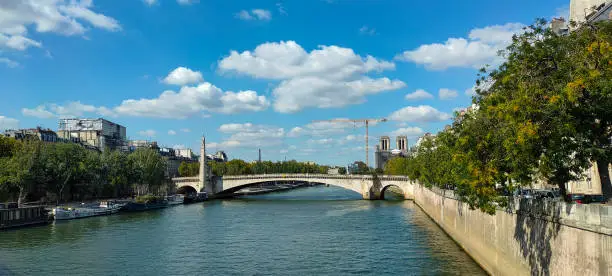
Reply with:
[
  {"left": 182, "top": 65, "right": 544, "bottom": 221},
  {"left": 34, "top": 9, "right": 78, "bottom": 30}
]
[
  {"left": 101, "top": 150, "right": 132, "bottom": 197},
  {"left": 129, "top": 148, "right": 166, "bottom": 195},
  {"left": 0, "top": 140, "right": 44, "bottom": 204},
  {"left": 476, "top": 19, "right": 612, "bottom": 199},
  {"left": 44, "top": 143, "right": 87, "bottom": 204}
]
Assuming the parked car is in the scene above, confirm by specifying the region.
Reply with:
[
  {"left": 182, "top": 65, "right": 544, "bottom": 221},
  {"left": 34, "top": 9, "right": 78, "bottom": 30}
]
[
  {"left": 584, "top": 194, "right": 607, "bottom": 204},
  {"left": 519, "top": 189, "right": 534, "bottom": 199},
  {"left": 566, "top": 194, "right": 585, "bottom": 204},
  {"left": 534, "top": 190, "right": 556, "bottom": 200}
]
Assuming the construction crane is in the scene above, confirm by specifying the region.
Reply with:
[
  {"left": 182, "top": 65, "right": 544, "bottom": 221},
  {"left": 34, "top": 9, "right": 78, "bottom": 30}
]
[{"left": 311, "top": 118, "right": 387, "bottom": 168}]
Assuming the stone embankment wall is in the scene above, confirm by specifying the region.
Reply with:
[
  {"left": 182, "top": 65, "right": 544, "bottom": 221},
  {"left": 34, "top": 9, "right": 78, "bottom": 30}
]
[{"left": 412, "top": 184, "right": 612, "bottom": 276}]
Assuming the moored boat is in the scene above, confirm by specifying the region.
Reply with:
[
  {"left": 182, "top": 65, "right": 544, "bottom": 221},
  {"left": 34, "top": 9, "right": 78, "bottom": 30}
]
[
  {"left": 1, "top": 205, "right": 50, "bottom": 230},
  {"left": 52, "top": 201, "right": 124, "bottom": 220},
  {"left": 166, "top": 194, "right": 184, "bottom": 206},
  {"left": 183, "top": 192, "right": 207, "bottom": 204},
  {"left": 121, "top": 195, "right": 168, "bottom": 212}
]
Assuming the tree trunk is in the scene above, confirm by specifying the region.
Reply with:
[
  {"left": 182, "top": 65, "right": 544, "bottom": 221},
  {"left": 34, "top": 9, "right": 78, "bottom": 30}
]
[
  {"left": 18, "top": 187, "right": 26, "bottom": 206},
  {"left": 597, "top": 160, "right": 612, "bottom": 200},
  {"left": 558, "top": 181, "right": 568, "bottom": 202}
]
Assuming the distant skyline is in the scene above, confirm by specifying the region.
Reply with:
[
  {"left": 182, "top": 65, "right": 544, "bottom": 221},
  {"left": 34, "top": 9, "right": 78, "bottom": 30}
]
[{"left": 0, "top": 0, "right": 568, "bottom": 165}]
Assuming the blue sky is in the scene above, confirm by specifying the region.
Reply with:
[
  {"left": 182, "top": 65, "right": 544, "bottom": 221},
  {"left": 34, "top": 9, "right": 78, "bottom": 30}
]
[{"left": 0, "top": 0, "right": 568, "bottom": 166}]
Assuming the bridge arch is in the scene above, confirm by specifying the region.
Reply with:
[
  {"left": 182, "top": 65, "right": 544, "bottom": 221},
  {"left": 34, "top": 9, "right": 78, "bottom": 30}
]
[
  {"left": 217, "top": 179, "right": 363, "bottom": 196},
  {"left": 176, "top": 185, "right": 198, "bottom": 195},
  {"left": 219, "top": 178, "right": 362, "bottom": 197},
  {"left": 380, "top": 184, "right": 405, "bottom": 200}
]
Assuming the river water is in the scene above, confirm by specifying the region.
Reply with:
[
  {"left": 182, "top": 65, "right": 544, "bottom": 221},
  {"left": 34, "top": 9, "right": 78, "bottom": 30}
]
[{"left": 0, "top": 186, "right": 485, "bottom": 275}]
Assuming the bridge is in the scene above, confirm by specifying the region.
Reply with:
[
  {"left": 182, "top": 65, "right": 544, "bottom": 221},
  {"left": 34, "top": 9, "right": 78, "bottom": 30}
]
[
  {"left": 171, "top": 137, "right": 414, "bottom": 199},
  {"left": 172, "top": 174, "right": 414, "bottom": 200}
]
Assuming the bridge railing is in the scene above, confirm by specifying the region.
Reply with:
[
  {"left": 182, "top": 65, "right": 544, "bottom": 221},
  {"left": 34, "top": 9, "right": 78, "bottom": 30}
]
[
  {"left": 172, "top": 177, "right": 199, "bottom": 183},
  {"left": 221, "top": 174, "right": 410, "bottom": 181}
]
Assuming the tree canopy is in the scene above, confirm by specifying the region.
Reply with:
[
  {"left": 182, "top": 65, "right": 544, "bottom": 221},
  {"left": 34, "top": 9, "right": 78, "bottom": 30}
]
[
  {"left": 0, "top": 138, "right": 168, "bottom": 203},
  {"left": 179, "top": 159, "right": 331, "bottom": 177},
  {"left": 385, "top": 19, "right": 612, "bottom": 213}
]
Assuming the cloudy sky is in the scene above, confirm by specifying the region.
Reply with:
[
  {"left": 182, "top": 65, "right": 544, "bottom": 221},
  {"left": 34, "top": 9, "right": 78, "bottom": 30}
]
[{"left": 0, "top": 0, "right": 568, "bottom": 165}]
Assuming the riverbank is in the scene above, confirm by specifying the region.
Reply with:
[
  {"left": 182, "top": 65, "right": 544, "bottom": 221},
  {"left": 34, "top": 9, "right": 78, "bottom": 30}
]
[{"left": 411, "top": 184, "right": 612, "bottom": 275}]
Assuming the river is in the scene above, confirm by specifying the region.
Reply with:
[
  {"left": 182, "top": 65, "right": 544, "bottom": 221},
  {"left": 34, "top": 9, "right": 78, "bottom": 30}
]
[{"left": 0, "top": 186, "right": 485, "bottom": 275}]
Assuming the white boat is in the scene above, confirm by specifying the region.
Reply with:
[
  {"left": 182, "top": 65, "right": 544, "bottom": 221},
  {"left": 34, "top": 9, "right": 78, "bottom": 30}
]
[
  {"left": 52, "top": 201, "right": 124, "bottom": 220},
  {"left": 166, "top": 194, "right": 184, "bottom": 206}
]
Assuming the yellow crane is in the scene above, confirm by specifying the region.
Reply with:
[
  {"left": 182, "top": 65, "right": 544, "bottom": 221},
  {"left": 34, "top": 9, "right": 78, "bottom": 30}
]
[{"left": 311, "top": 118, "right": 387, "bottom": 168}]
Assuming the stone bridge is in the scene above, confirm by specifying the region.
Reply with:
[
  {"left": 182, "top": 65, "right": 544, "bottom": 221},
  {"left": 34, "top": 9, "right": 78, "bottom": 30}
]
[{"left": 172, "top": 174, "right": 414, "bottom": 200}]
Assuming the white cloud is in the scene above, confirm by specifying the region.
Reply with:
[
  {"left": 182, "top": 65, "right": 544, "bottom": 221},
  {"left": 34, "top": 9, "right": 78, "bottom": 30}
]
[
  {"left": 21, "top": 105, "right": 56, "bottom": 119},
  {"left": 177, "top": 0, "right": 199, "bottom": 5},
  {"left": 211, "top": 123, "right": 285, "bottom": 149},
  {"left": 143, "top": 0, "right": 158, "bottom": 6},
  {"left": 180, "top": 128, "right": 190, "bottom": 133},
  {"left": 23, "top": 82, "right": 269, "bottom": 119},
  {"left": 465, "top": 79, "right": 494, "bottom": 96},
  {"left": 0, "top": 0, "right": 121, "bottom": 54},
  {"left": 236, "top": 9, "right": 272, "bottom": 21},
  {"left": 172, "top": 144, "right": 185, "bottom": 149},
  {"left": 168, "top": 130, "right": 177, "bottom": 135},
  {"left": 390, "top": 127, "right": 424, "bottom": 137},
  {"left": 359, "top": 25, "right": 376, "bottom": 35},
  {"left": 219, "top": 40, "right": 404, "bottom": 113},
  {"left": 252, "top": 9, "right": 271, "bottom": 20},
  {"left": 113, "top": 82, "right": 269, "bottom": 118},
  {"left": 438, "top": 88, "right": 458, "bottom": 100},
  {"left": 276, "top": 3, "right": 287, "bottom": 15},
  {"left": 219, "top": 41, "right": 395, "bottom": 80},
  {"left": 163, "top": 67, "right": 204, "bottom": 86},
  {"left": 0, "top": 116, "right": 19, "bottom": 130},
  {"left": 0, "top": 57, "right": 18, "bottom": 68},
  {"left": 21, "top": 102, "right": 113, "bottom": 118},
  {"left": 0, "top": 33, "right": 42, "bottom": 51},
  {"left": 139, "top": 129, "right": 156, "bottom": 137},
  {"left": 59, "top": 4, "right": 121, "bottom": 32},
  {"left": 287, "top": 127, "right": 304, "bottom": 138},
  {"left": 389, "top": 105, "right": 451, "bottom": 123},
  {"left": 396, "top": 23, "right": 524, "bottom": 70},
  {"left": 219, "top": 90, "right": 270, "bottom": 113},
  {"left": 405, "top": 89, "right": 433, "bottom": 100},
  {"left": 273, "top": 76, "right": 404, "bottom": 113},
  {"left": 286, "top": 119, "right": 367, "bottom": 138},
  {"left": 307, "top": 138, "right": 334, "bottom": 145},
  {"left": 336, "top": 134, "right": 365, "bottom": 145}
]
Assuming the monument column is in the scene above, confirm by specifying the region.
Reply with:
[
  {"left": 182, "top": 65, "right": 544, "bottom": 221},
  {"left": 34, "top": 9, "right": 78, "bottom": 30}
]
[{"left": 199, "top": 136, "right": 207, "bottom": 192}]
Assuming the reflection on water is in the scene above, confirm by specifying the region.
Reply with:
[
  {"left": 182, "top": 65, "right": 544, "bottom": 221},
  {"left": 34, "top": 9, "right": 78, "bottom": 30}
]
[{"left": 0, "top": 186, "right": 484, "bottom": 275}]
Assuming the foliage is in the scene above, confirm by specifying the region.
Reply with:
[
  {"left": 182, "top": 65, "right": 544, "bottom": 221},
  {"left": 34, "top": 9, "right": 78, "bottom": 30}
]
[
  {"left": 135, "top": 194, "right": 163, "bottom": 204},
  {"left": 209, "top": 159, "right": 329, "bottom": 176},
  {"left": 397, "top": 20, "right": 612, "bottom": 213},
  {"left": 129, "top": 148, "right": 166, "bottom": 195},
  {"left": 178, "top": 161, "right": 199, "bottom": 177},
  {"left": 383, "top": 157, "right": 410, "bottom": 176},
  {"left": 352, "top": 161, "right": 370, "bottom": 174},
  {"left": 0, "top": 139, "right": 168, "bottom": 204}
]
